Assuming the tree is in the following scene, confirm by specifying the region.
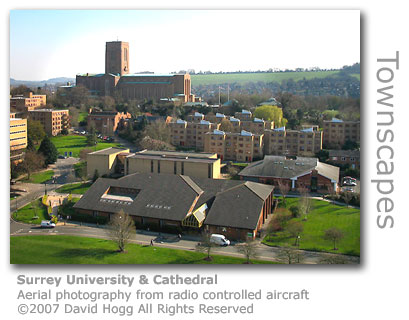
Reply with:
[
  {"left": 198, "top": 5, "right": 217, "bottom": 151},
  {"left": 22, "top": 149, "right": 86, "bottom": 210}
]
[
  {"left": 26, "top": 136, "right": 36, "bottom": 151},
  {"left": 27, "top": 120, "right": 46, "bottom": 144},
  {"left": 143, "top": 120, "right": 171, "bottom": 144},
  {"left": 195, "top": 233, "right": 215, "bottom": 261},
  {"left": 298, "top": 185, "right": 313, "bottom": 221},
  {"left": 86, "top": 127, "right": 98, "bottom": 147},
  {"left": 219, "top": 118, "right": 234, "bottom": 132},
  {"left": 289, "top": 205, "right": 301, "bottom": 218},
  {"left": 139, "top": 136, "right": 175, "bottom": 151},
  {"left": 323, "top": 227, "right": 344, "bottom": 250},
  {"left": 107, "top": 210, "right": 135, "bottom": 252},
  {"left": 68, "top": 107, "right": 79, "bottom": 127},
  {"left": 275, "top": 246, "right": 304, "bottom": 264},
  {"left": 287, "top": 221, "right": 304, "bottom": 246},
  {"left": 79, "top": 148, "right": 93, "bottom": 162},
  {"left": 253, "top": 105, "right": 287, "bottom": 127},
  {"left": 38, "top": 136, "right": 58, "bottom": 165},
  {"left": 21, "top": 151, "right": 45, "bottom": 180},
  {"left": 277, "top": 180, "right": 290, "bottom": 206},
  {"left": 236, "top": 240, "right": 258, "bottom": 264},
  {"left": 342, "top": 191, "right": 353, "bottom": 208}
]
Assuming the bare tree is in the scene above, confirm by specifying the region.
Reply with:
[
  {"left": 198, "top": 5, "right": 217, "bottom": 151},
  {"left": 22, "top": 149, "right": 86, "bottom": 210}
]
[
  {"left": 287, "top": 221, "right": 304, "bottom": 246},
  {"left": 107, "top": 210, "right": 135, "bottom": 252},
  {"left": 143, "top": 120, "right": 171, "bottom": 144},
  {"left": 323, "top": 227, "right": 344, "bottom": 250},
  {"left": 236, "top": 240, "right": 258, "bottom": 264},
  {"left": 298, "top": 184, "right": 313, "bottom": 221},
  {"left": 275, "top": 246, "right": 304, "bottom": 264},
  {"left": 195, "top": 233, "right": 216, "bottom": 261},
  {"left": 21, "top": 151, "right": 45, "bottom": 180},
  {"left": 219, "top": 118, "right": 234, "bottom": 133},
  {"left": 277, "top": 180, "right": 290, "bottom": 206}
]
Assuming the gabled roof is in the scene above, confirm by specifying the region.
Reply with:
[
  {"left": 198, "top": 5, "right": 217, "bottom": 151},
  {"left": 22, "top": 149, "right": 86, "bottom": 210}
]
[
  {"left": 239, "top": 155, "right": 339, "bottom": 182},
  {"left": 74, "top": 173, "right": 274, "bottom": 230}
]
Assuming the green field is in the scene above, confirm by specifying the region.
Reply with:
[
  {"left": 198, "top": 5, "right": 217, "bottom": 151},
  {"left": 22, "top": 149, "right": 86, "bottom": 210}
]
[
  {"left": 78, "top": 112, "right": 88, "bottom": 123},
  {"left": 190, "top": 71, "right": 360, "bottom": 86},
  {"left": 10, "top": 236, "right": 277, "bottom": 264},
  {"left": 263, "top": 198, "right": 360, "bottom": 256},
  {"left": 12, "top": 198, "right": 49, "bottom": 224},
  {"left": 22, "top": 170, "right": 54, "bottom": 184},
  {"left": 50, "top": 135, "right": 121, "bottom": 158},
  {"left": 55, "top": 182, "right": 92, "bottom": 194}
]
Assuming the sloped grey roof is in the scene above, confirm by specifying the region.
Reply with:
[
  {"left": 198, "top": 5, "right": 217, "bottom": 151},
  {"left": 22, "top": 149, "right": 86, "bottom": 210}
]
[
  {"left": 239, "top": 156, "right": 317, "bottom": 179},
  {"left": 239, "top": 155, "right": 339, "bottom": 182},
  {"left": 74, "top": 174, "right": 199, "bottom": 221},
  {"left": 328, "top": 149, "right": 360, "bottom": 158},
  {"left": 74, "top": 173, "right": 274, "bottom": 230}
]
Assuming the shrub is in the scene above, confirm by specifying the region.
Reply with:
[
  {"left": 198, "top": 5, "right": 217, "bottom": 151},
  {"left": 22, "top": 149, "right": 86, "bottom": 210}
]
[{"left": 289, "top": 206, "right": 301, "bottom": 218}]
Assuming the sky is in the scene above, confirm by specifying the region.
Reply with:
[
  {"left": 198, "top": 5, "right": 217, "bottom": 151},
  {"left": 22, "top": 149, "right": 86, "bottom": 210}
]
[{"left": 9, "top": 10, "right": 360, "bottom": 81}]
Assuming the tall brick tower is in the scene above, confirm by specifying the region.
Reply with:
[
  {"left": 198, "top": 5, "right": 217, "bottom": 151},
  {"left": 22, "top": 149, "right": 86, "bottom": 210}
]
[{"left": 105, "top": 41, "right": 129, "bottom": 76}]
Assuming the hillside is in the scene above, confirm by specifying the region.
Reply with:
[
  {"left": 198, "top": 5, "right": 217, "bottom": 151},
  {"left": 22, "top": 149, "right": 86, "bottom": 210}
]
[{"left": 191, "top": 70, "right": 360, "bottom": 87}]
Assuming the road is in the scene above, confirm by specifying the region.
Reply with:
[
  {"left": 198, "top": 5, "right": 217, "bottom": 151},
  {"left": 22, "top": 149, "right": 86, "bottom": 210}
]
[{"left": 10, "top": 220, "right": 360, "bottom": 264}]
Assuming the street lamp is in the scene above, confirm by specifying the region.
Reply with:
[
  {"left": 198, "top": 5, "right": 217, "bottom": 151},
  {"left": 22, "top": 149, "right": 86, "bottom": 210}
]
[
  {"left": 44, "top": 182, "right": 47, "bottom": 195},
  {"left": 297, "top": 235, "right": 301, "bottom": 248}
]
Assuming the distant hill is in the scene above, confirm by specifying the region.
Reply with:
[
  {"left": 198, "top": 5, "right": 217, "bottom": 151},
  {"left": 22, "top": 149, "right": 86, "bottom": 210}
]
[{"left": 10, "top": 77, "right": 75, "bottom": 87}]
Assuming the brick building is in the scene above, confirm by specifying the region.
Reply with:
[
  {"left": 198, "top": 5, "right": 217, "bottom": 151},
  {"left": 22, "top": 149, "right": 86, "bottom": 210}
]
[
  {"left": 323, "top": 118, "right": 360, "bottom": 148},
  {"left": 74, "top": 173, "right": 274, "bottom": 240},
  {"left": 28, "top": 109, "right": 69, "bottom": 136},
  {"left": 239, "top": 155, "right": 339, "bottom": 193},
  {"left": 76, "top": 41, "right": 194, "bottom": 102},
  {"left": 10, "top": 92, "right": 46, "bottom": 113},
  {"left": 10, "top": 116, "right": 27, "bottom": 163},
  {"left": 87, "top": 109, "right": 131, "bottom": 136},
  {"left": 328, "top": 149, "right": 360, "bottom": 170},
  {"left": 264, "top": 126, "right": 322, "bottom": 157}
]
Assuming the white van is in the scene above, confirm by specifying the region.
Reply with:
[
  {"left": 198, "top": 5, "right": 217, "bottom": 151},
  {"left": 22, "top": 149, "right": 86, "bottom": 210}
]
[
  {"left": 41, "top": 220, "right": 56, "bottom": 228},
  {"left": 210, "top": 234, "right": 230, "bottom": 246}
]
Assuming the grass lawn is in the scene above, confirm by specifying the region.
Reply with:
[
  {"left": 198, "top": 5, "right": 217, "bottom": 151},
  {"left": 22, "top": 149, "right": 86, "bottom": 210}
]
[
  {"left": 12, "top": 198, "right": 49, "bottom": 225},
  {"left": 78, "top": 112, "right": 88, "bottom": 123},
  {"left": 22, "top": 170, "right": 54, "bottom": 184},
  {"left": 55, "top": 182, "right": 92, "bottom": 194},
  {"left": 10, "top": 235, "right": 278, "bottom": 264},
  {"left": 50, "top": 135, "right": 121, "bottom": 158},
  {"left": 263, "top": 198, "right": 360, "bottom": 256},
  {"left": 191, "top": 70, "right": 346, "bottom": 86}
]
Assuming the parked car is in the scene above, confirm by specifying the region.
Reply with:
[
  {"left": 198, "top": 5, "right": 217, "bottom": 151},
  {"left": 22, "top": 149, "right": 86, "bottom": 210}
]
[
  {"left": 41, "top": 220, "right": 56, "bottom": 228},
  {"left": 58, "top": 155, "right": 67, "bottom": 159},
  {"left": 210, "top": 234, "right": 230, "bottom": 246}
]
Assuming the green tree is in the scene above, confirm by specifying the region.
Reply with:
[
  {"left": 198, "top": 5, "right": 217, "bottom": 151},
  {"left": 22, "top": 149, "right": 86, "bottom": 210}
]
[
  {"left": 86, "top": 127, "right": 98, "bottom": 147},
  {"left": 254, "top": 105, "right": 287, "bottom": 127},
  {"left": 26, "top": 136, "right": 36, "bottom": 151},
  {"left": 21, "top": 151, "right": 45, "bottom": 180},
  {"left": 27, "top": 120, "right": 46, "bottom": 144},
  {"left": 38, "top": 136, "right": 58, "bottom": 165}
]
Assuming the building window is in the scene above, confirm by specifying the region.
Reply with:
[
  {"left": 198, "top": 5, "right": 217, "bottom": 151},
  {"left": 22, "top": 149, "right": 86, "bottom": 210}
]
[
  {"left": 174, "top": 162, "right": 177, "bottom": 174},
  {"left": 208, "top": 164, "right": 212, "bottom": 178},
  {"left": 181, "top": 162, "right": 184, "bottom": 175},
  {"left": 158, "top": 161, "right": 160, "bottom": 173},
  {"left": 151, "top": 160, "right": 154, "bottom": 173}
]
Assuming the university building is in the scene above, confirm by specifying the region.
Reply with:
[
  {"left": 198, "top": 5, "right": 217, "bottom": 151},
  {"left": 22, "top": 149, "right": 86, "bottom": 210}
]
[
  {"left": 10, "top": 116, "right": 27, "bottom": 163},
  {"left": 76, "top": 41, "right": 194, "bottom": 102},
  {"left": 74, "top": 172, "right": 274, "bottom": 240},
  {"left": 10, "top": 92, "right": 47, "bottom": 113},
  {"left": 27, "top": 109, "right": 69, "bottom": 136},
  {"left": 87, "top": 108, "right": 131, "bottom": 136},
  {"left": 87, "top": 148, "right": 222, "bottom": 180},
  {"left": 204, "top": 129, "right": 264, "bottom": 162},
  {"left": 239, "top": 155, "right": 340, "bottom": 193},
  {"left": 263, "top": 126, "right": 322, "bottom": 157},
  {"left": 323, "top": 118, "right": 360, "bottom": 148}
]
